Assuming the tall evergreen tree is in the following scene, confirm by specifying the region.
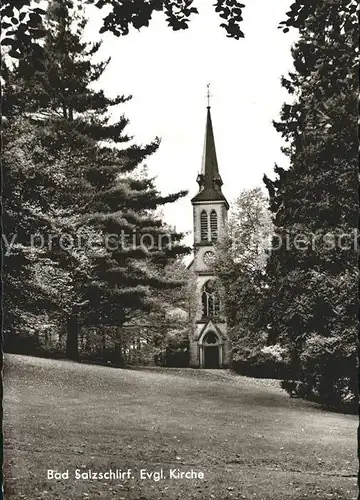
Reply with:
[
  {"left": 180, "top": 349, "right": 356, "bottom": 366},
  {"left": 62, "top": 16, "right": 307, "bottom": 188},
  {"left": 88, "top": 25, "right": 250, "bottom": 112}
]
[
  {"left": 263, "top": 0, "right": 358, "bottom": 410},
  {"left": 3, "top": 0, "right": 189, "bottom": 359},
  {"left": 2, "top": 119, "right": 63, "bottom": 343}
]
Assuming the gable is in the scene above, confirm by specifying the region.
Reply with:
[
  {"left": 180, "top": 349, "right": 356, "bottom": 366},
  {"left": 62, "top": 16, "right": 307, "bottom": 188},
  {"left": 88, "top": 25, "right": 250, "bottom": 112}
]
[{"left": 197, "top": 320, "right": 225, "bottom": 343}]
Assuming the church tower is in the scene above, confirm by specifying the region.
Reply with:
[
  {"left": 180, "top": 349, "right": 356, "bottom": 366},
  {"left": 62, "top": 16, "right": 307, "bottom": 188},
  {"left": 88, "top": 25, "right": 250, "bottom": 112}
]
[{"left": 188, "top": 100, "right": 231, "bottom": 368}]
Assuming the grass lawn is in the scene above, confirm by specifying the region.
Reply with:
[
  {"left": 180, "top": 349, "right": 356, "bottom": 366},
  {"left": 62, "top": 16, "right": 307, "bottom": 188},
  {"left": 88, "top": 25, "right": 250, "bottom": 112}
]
[{"left": 3, "top": 354, "right": 358, "bottom": 500}]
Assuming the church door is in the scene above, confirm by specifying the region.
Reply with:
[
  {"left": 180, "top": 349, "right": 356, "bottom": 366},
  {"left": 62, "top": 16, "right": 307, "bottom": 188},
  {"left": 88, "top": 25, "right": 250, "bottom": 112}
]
[{"left": 204, "top": 346, "right": 219, "bottom": 368}]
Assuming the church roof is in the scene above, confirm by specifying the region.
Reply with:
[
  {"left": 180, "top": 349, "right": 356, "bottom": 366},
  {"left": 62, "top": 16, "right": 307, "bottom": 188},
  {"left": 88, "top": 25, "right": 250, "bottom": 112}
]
[{"left": 191, "top": 106, "right": 229, "bottom": 208}]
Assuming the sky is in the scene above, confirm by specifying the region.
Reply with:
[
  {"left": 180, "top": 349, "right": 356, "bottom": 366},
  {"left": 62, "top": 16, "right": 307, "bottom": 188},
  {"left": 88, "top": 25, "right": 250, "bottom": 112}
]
[{"left": 83, "top": 0, "right": 298, "bottom": 239}]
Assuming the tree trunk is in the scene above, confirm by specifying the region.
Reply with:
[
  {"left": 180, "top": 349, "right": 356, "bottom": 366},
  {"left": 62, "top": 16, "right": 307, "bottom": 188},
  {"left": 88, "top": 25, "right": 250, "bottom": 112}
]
[
  {"left": 66, "top": 313, "right": 79, "bottom": 360},
  {"left": 114, "top": 342, "right": 124, "bottom": 367},
  {"left": 101, "top": 332, "right": 106, "bottom": 361}
]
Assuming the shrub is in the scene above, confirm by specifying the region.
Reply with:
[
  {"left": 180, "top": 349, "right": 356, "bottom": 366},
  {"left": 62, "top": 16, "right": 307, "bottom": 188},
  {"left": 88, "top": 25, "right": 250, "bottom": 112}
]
[
  {"left": 154, "top": 328, "right": 189, "bottom": 367},
  {"left": 230, "top": 328, "right": 289, "bottom": 379},
  {"left": 281, "top": 332, "right": 358, "bottom": 413}
]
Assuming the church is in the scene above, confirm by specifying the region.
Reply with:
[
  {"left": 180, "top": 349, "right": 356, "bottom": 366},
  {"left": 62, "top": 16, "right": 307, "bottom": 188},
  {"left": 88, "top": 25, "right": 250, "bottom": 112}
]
[{"left": 187, "top": 101, "right": 231, "bottom": 369}]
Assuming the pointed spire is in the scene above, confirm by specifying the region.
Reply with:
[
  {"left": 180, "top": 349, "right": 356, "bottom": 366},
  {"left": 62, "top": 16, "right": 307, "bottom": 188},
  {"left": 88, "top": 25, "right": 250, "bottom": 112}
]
[
  {"left": 192, "top": 101, "right": 228, "bottom": 208},
  {"left": 200, "top": 106, "right": 223, "bottom": 190}
]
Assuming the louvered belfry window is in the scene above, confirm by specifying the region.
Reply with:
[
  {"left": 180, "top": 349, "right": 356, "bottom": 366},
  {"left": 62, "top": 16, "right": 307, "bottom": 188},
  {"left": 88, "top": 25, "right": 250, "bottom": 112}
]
[
  {"left": 210, "top": 210, "right": 218, "bottom": 241},
  {"left": 200, "top": 210, "right": 208, "bottom": 241}
]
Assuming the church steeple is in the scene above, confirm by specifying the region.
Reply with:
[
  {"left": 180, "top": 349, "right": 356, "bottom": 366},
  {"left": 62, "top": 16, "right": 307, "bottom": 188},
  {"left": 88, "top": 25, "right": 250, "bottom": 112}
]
[
  {"left": 191, "top": 103, "right": 229, "bottom": 208},
  {"left": 188, "top": 88, "right": 230, "bottom": 369}
]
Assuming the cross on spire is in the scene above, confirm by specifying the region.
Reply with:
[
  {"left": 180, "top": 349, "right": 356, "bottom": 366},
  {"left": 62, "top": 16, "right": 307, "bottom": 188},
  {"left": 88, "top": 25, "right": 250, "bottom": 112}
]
[{"left": 206, "top": 83, "right": 211, "bottom": 108}]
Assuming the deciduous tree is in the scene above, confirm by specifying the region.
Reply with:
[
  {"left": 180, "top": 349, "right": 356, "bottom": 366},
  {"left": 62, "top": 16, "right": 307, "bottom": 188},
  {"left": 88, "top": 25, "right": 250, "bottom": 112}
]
[{"left": 214, "top": 188, "right": 277, "bottom": 376}]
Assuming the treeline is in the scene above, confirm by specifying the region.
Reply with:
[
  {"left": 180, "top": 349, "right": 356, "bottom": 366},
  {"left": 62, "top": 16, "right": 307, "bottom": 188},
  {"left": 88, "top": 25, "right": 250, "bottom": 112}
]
[
  {"left": 215, "top": 2, "right": 358, "bottom": 413},
  {"left": 2, "top": 1, "right": 190, "bottom": 364}
]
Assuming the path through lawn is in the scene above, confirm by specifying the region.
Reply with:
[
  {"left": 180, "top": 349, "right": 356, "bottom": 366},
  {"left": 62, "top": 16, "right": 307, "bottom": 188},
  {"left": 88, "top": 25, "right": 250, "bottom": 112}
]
[{"left": 3, "top": 354, "right": 358, "bottom": 499}]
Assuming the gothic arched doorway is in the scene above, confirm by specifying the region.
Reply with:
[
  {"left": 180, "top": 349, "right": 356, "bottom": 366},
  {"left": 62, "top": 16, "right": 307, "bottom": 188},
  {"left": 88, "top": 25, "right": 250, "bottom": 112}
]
[{"left": 202, "top": 331, "right": 220, "bottom": 368}]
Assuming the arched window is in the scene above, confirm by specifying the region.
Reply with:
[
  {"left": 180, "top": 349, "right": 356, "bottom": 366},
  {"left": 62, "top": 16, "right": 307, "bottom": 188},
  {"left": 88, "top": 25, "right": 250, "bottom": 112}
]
[
  {"left": 201, "top": 280, "right": 221, "bottom": 317},
  {"left": 200, "top": 210, "right": 208, "bottom": 241},
  {"left": 203, "top": 331, "right": 218, "bottom": 344},
  {"left": 210, "top": 210, "right": 218, "bottom": 241}
]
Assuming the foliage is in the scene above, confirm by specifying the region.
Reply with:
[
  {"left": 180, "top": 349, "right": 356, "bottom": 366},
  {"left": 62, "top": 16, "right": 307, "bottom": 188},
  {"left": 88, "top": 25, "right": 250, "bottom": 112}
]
[
  {"left": 1, "top": 0, "right": 46, "bottom": 59},
  {"left": 131, "top": 258, "right": 191, "bottom": 367},
  {"left": 226, "top": 187, "right": 273, "bottom": 270},
  {"left": 263, "top": 0, "right": 358, "bottom": 411},
  {"left": 0, "top": 0, "right": 246, "bottom": 59},
  {"left": 214, "top": 188, "right": 278, "bottom": 377},
  {"left": 154, "top": 327, "right": 189, "bottom": 367},
  {"left": 215, "top": 188, "right": 272, "bottom": 329},
  {"left": 3, "top": 0, "right": 357, "bottom": 60},
  {"left": 231, "top": 329, "right": 289, "bottom": 379},
  {"left": 2, "top": 118, "right": 69, "bottom": 335}
]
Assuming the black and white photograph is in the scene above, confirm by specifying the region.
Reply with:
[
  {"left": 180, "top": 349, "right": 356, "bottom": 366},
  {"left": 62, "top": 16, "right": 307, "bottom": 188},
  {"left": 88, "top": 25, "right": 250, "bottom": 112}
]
[{"left": 1, "top": 1, "right": 358, "bottom": 499}]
